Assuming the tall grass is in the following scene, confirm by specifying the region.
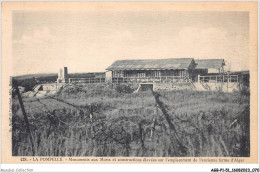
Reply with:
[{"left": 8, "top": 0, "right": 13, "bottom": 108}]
[{"left": 12, "top": 84, "right": 250, "bottom": 157}]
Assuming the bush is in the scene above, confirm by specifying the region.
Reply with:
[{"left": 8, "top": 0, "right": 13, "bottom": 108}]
[
  {"left": 12, "top": 78, "right": 38, "bottom": 92},
  {"left": 115, "top": 84, "right": 134, "bottom": 94},
  {"left": 240, "top": 85, "right": 250, "bottom": 97}
]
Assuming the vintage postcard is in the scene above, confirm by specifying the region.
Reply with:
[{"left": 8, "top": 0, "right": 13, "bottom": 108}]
[{"left": 1, "top": 1, "right": 258, "bottom": 168}]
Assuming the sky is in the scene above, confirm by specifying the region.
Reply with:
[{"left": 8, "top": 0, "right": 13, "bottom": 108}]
[{"left": 12, "top": 11, "right": 249, "bottom": 76}]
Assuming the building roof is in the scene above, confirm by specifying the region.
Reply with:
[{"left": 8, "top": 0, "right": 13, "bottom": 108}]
[
  {"left": 195, "top": 59, "right": 225, "bottom": 69},
  {"left": 106, "top": 58, "right": 195, "bottom": 71},
  {"left": 230, "top": 70, "right": 249, "bottom": 75}
]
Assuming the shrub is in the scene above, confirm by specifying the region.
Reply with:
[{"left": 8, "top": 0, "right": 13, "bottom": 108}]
[
  {"left": 240, "top": 85, "right": 250, "bottom": 97},
  {"left": 115, "top": 84, "right": 134, "bottom": 94}
]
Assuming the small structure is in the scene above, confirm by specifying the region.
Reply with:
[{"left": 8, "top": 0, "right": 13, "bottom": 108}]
[
  {"left": 106, "top": 58, "right": 197, "bottom": 83},
  {"left": 195, "top": 59, "right": 225, "bottom": 73},
  {"left": 193, "top": 59, "right": 225, "bottom": 82}
]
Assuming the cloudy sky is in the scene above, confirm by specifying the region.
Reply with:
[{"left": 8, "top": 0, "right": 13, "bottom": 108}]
[{"left": 12, "top": 11, "right": 249, "bottom": 76}]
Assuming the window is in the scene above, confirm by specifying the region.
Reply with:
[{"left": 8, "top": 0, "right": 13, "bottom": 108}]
[
  {"left": 179, "top": 70, "right": 184, "bottom": 77},
  {"left": 138, "top": 73, "right": 145, "bottom": 78},
  {"left": 113, "top": 71, "right": 124, "bottom": 77},
  {"left": 154, "top": 71, "right": 161, "bottom": 77}
]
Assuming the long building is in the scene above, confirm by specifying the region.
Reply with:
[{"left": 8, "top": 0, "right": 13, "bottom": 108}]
[
  {"left": 105, "top": 58, "right": 225, "bottom": 83},
  {"left": 55, "top": 58, "right": 243, "bottom": 92}
]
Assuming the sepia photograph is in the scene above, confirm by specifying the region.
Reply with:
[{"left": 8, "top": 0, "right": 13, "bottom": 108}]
[{"left": 1, "top": 1, "right": 258, "bottom": 168}]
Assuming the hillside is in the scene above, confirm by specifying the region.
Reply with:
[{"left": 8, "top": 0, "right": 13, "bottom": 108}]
[
  {"left": 12, "top": 72, "right": 105, "bottom": 80},
  {"left": 12, "top": 73, "right": 58, "bottom": 80}
]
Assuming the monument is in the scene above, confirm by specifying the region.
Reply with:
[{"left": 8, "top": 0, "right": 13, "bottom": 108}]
[{"left": 57, "top": 67, "right": 68, "bottom": 83}]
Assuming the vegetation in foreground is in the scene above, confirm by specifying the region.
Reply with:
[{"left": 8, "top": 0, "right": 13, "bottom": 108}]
[{"left": 12, "top": 84, "right": 250, "bottom": 157}]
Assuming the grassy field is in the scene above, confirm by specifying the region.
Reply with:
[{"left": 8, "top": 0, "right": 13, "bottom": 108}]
[{"left": 12, "top": 83, "right": 250, "bottom": 157}]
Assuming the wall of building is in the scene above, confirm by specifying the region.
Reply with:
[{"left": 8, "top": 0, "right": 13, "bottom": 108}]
[
  {"left": 153, "top": 83, "right": 194, "bottom": 91},
  {"left": 208, "top": 68, "right": 220, "bottom": 74},
  {"left": 160, "top": 69, "right": 186, "bottom": 77},
  {"left": 192, "top": 69, "right": 208, "bottom": 82},
  {"left": 105, "top": 71, "right": 112, "bottom": 82},
  {"left": 112, "top": 69, "right": 190, "bottom": 78},
  {"left": 193, "top": 82, "right": 239, "bottom": 92},
  {"left": 136, "top": 82, "right": 239, "bottom": 93}
]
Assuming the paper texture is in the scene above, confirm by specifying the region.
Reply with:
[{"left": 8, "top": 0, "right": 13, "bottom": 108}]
[{"left": 1, "top": 1, "right": 258, "bottom": 164}]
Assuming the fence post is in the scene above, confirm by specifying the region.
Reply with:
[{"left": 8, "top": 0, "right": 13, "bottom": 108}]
[
  {"left": 227, "top": 74, "right": 229, "bottom": 92},
  {"left": 14, "top": 86, "right": 35, "bottom": 156}
]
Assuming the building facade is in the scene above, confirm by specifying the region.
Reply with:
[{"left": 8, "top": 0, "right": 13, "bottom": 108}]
[
  {"left": 106, "top": 58, "right": 197, "bottom": 83},
  {"left": 58, "top": 58, "right": 229, "bottom": 84}
]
